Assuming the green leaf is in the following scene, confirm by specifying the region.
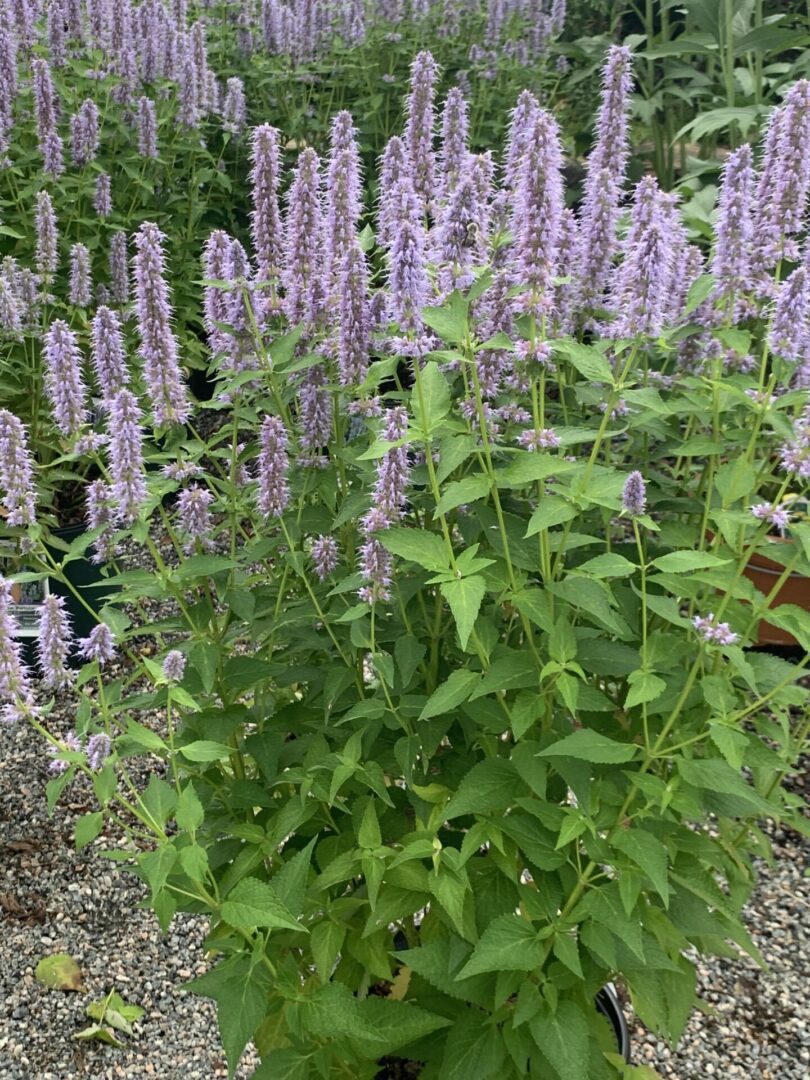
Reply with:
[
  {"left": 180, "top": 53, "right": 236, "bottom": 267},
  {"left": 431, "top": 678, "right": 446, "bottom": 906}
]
[
  {"left": 577, "top": 553, "right": 637, "bottom": 578},
  {"left": 272, "top": 839, "right": 316, "bottom": 915},
  {"left": 394, "top": 635, "right": 426, "bottom": 689},
  {"left": 413, "top": 361, "right": 452, "bottom": 433},
  {"left": 624, "top": 671, "right": 667, "bottom": 710},
  {"left": 553, "top": 340, "right": 615, "bottom": 385},
  {"left": 552, "top": 933, "right": 583, "bottom": 979},
  {"left": 74, "top": 812, "right": 104, "bottom": 850},
  {"left": 683, "top": 273, "right": 715, "bottom": 316},
  {"left": 435, "top": 475, "right": 490, "bottom": 517},
  {"left": 179, "top": 740, "right": 233, "bottom": 762},
  {"left": 185, "top": 958, "right": 271, "bottom": 1077},
  {"left": 651, "top": 551, "right": 730, "bottom": 572},
  {"left": 310, "top": 921, "right": 346, "bottom": 984},
  {"left": 613, "top": 829, "right": 670, "bottom": 907},
  {"left": 419, "top": 669, "right": 480, "bottom": 720},
  {"left": 175, "top": 783, "right": 204, "bottom": 833},
  {"left": 421, "top": 293, "right": 468, "bottom": 344},
  {"left": 444, "top": 758, "right": 522, "bottom": 819},
  {"left": 124, "top": 719, "right": 166, "bottom": 752},
  {"left": 35, "top": 953, "right": 84, "bottom": 991},
  {"left": 222, "top": 656, "right": 275, "bottom": 695},
  {"left": 440, "top": 575, "right": 486, "bottom": 650},
  {"left": 677, "top": 757, "right": 772, "bottom": 814},
  {"left": 538, "top": 729, "right": 639, "bottom": 764},
  {"left": 529, "top": 1000, "right": 590, "bottom": 1080},
  {"left": 525, "top": 496, "right": 577, "bottom": 536},
  {"left": 708, "top": 723, "right": 748, "bottom": 770},
  {"left": 440, "top": 1013, "right": 508, "bottom": 1080},
  {"left": 250, "top": 1048, "right": 312, "bottom": 1080},
  {"left": 379, "top": 527, "right": 450, "bottom": 572},
  {"left": 457, "top": 914, "right": 543, "bottom": 978},
  {"left": 220, "top": 877, "right": 307, "bottom": 934},
  {"left": 470, "top": 650, "right": 538, "bottom": 699}
]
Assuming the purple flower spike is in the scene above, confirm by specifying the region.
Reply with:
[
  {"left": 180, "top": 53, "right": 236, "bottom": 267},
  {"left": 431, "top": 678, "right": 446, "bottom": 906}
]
[
  {"left": 91, "top": 306, "right": 129, "bottom": 404},
  {"left": 222, "top": 76, "right": 246, "bottom": 135},
  {"left": 0, "top": 410, "right": 36, "bottom": 526},
  {"left": 133, "top": 222, "right": 190, "bottom": 427},
  {"left": 377, "top": 136, "right": 410, "bottom": 249},
  {"left": 78, "top": 623, "right": 117, "bottom": 667},
  {"left": 609, "top": 177, "right": 677, "bottom": 339},
  {"left": 69, "top": 243, "right": 92, "bottom": 308},
  {"left": 109, "top": 231, "right": 129, "bottom": 305},
  {"left": 511, "top": 108, "right": 564, "bottom": 313},
  {"left": 162, "top": 650, "right": 186, "bottom": 683},
  {"left": 43, "top": 320, "right": 88, "bottom": 438},
  {"left": 37, "top": 594, "right": 73, "bottom": 690},
  {"left": 250, "top": 124, "right": 283, "bottom": 283},
  {"left": 751, "top": 501, "right": 792, "bottom": 533},
  {"left": 176, "top": 484, "right": 214, "bottom": 552},
  {"left": 94, "top": 172, "right": 112, "bottom": 218},
  {"left": 137, "top": 96, "right": 158, "bottom": 158},
  {"left": 338, "top": 243, "right": 370, "bottom": 386},
  {"left": 35, "top": 190, "right": 59, "bottom": 281},
  {"left": 257, "top": 415, "right": 290, "bottom": 518},
  {"left": 769, "top": 265, "right": 809, "bottom": 362},
  {"left": 0, "top": 579, "right": 33, "bottom": 717},
  {"left": 107, "top": 388, "right": 148, "bottom": 524},
  {"left": 576, "top": 46, "right": 633, "bottom": 308},
  {"left": 711, "top": 144, "right": 754, "bottom": 316},
  {"left": 311, "top": 535, "right": 338, "bottom": 580},
  {"left": 298, "top": 365, "right": 332, "bottom": 463},
  {"left": 388, "top": 182, "right": 429, "bottom": 336},
  {"left": 358, "top": 538, "right": 393, "bottom": 604},
  {"left": 622, "top": 471, "right": 646, "bottom": 516},
  {"left": 405, "top": 50, "right": 438, "bottom": 212},
  {"left": 503, "top": 90, "right": 538, "bottom": 192},
  {"left": 439, "top": 86, "right": 470, "bottom": 196},
  {"left": 86, "top": 731, "right": 111, "bottom": 770},
  {"left": 326, "top": 118, "right": 362, "bottom": 283},
  {"left": 202, "top": 229, "right": 232, "bottom": 356},
  {"left": 71, "top": 98, "right": 100, "bottom": 166},
  {"left": 755, "top": 81, "right": 810, "bottom": 273},
  {"left": 282, "top": 147, "right": 325, "bottom": 327}
]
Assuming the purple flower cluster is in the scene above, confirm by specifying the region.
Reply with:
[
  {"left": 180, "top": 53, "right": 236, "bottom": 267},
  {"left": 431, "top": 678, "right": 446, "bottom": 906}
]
[
  {"left": 177, "top": 484, "right": 214, "bottom": 551},
  {"left": 37, "top": 594, "right": 73, "bottom": 691},
  {"left": 133, "top": 222, "right": 190, "bottom": 426},
  {"left": 311, "top": 535, "right": 339, "bottom": 580},
  {"left": 750, "top": 501, "right": 792, "bottom": 533},
  {"left": 622, "top": 471, "right": 646, "bottom": 517},
  {"left": 0, "top": 410, "right": 36, "bottom": 526},
  {"left": 692, "top": 613, "right": 739, "bottom": 647},
  {"left": 43, "top": 320, "right": 88, "bottom": 438},
  {"left": 0, "top": 578, "right": 33, "bottom": 722},
  {"left": 91, "top": 306, "right": 129, "bottom": 404},
  {"left": 250, "top": 124, "right": 283, "bottom": 284},
  {"left": 162, "top": 650, "right": 186, "bottom": 682},
  {"left": 78, "top": 623, "right": 117, "bottom": 668},
  {"left": 257, "top": 415, "right": 290, "bottom": 517},
  {"left": 107, "top": 389, "right": 148, "bottom": 524}
]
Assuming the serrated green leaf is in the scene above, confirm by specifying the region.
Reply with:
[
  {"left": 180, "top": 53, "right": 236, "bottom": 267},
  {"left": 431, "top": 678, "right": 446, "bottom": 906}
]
[
  {"left": 444, "top": 758, "right": 522, "bottom": 819},
  {"left": 434, "top": 475, "right": 490, "bottom": 516},
  {"left": 378, "top": 527, "right": 450, "bottom": 572},
  {"left": 74, "top": 812, "right": 104, "bottom": 850},
  {"left": 175, "top": 783, "right": 204, "bottom": 833},
  {"left": 538, "top": 729, "right": 639, "bottom": 764},
  {"left": 457, "top": 914, "right": 543, "bottom": 978},
  {"left": 577, "top": 553, "right": 637, "bottom": 578},
  {"left": 413, "top": 360, "right": 452, "bottom": 432},
  {"left": 613, "top": 829, "right": 670, "bottom": 907},
  {"left": 179, "top": 740, "right": 233, "bottom": 762},
  {"left": 440, "top": 1012, "right": 507, "bottom": 1079},
  {"left": 529, "top": 1000, "right": 590, "bottom": 1080},
  {"left": 554, "top": 340, "right": 615, "bottom": 385},
  {"left": 220, "top": 877, "right": 307, "bottom": 934},
  {"left": 440, "top": 575, "right": 486, "bottom": 650},
  {"left": 525, "top": 496, "right": 577, "bottom": 536},
  {"left": 419, "top": 668, "right": 479, "bottom": 720},
  {"left": 651, "top": 551, "right": 730, "bottom": 572}
]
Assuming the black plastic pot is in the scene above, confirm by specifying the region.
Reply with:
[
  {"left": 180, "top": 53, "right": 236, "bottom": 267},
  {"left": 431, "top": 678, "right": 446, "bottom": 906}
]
[{"left": 596, "top": 982, "right": 631, "bottom": 1063}]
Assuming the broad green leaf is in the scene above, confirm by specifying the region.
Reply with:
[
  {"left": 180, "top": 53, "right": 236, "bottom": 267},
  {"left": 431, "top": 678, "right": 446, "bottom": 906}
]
[
  {"left": 553, "top": 340, "right": 615, "bottom": 385},
  {"left": 440, "top": 1012, "right": 508, "bottom": 1080},
  {"left": 538, "top": 729, "right": 639, "bottom": 764},
  {"left": 421, "top": 294, "right": 469, "bottom": 344},
  {"left": 624, "top": 671, "right": 667, "bottom": 710},
  {"left": 413, "top": 361, "right": 452, "bottom": 433},
  {"left": 552, "top": 933, "right": 583, "bottom": 979},
  {"left": 683, "top": 273, "right": 715, "bottom": 315},
  {"left": 394, "top": 635, "right": 426, "bottom": 689},
  {"left": 185, "top": 958, "right": 271, "bottom": 1077},
  {"left": 74, "top": 812, "right": 104, "bottom": 850},
  {"left": 577, "top": 553, "right": 637, "bottom": 578},
  {"left": 529, "top": 1000, "right": 590, "bottom": 1080},
  {"left": 677, "top": 757, "right": 772, "bottom": 814},
  {"left": 310, "top": 921, "right": 346, "bottom": 984},
  {"left": 651, "top": 551, "right": 730, "bottom": 572},
  {"left": 379, "top": 527, "right": 450, "bottom": 572},
  {"left": 179, "top": 740, "right": 233, "bottom": 762},
  {"left": 175, "top": 783, "right": 205, "bottom": 833},
  {"left": 220, "top": 877, "right": 306, "bottom": 934},
  {"left": 525, "top": 496, "right": 577, "bottom": 536},
  {"left": 613, "top": 829, "right": 670, "bottom": 907},
  {"left": 469, "top": 650, "right": 538, "bottom": 699},
  {"left": 434, "top": 475, "right": 490, "bottom": 516},
  {"left": 271, "top": 838, "right": 316, "bottom": 915},
  {"left": 419, "top": 669, "right": 480, "bottom": 720},
  {"left": 444, "top": 758, "right": 522, "bottom": 819},
  {"left": 440, "top": 575, "right": 486, "bottom": 650},
  {"left": 708, "top": 723, "right": 747, "bottom": 770},
  {"left": 457, "top": 914, "right": 543, "bottom": 978}
]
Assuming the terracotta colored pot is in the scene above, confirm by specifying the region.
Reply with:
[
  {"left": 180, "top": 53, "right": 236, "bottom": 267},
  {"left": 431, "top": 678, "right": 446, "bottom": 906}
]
[{"left": 743, "top": 538, "right": 810, "bottom": 647}]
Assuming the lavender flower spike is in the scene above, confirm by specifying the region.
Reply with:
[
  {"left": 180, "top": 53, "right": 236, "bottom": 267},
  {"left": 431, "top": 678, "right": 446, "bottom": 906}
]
[
  {"left": 311, "top": 535, "right": 338, "bottom": 580},
  {"left": 0, "top": 410, "right": 36, "bottom": 526},
  {"left": 439, "top": 87, "right": 470, "bottom": 196},
  {"left": 0, "top": 578, "right": 33, "bottom": 718},
  {"left": 503, "top": 90, "right": 538, "bottom": 192},
  {"left": 94, "top": 172, "right": 112, "bottom": 218},
  {"left": 78, "top": 622, "right": 117, "bottom": 667},
  {"left": 37, "top": 594, "right": 73, "bottom": 690},
  {"left": 281, "top": 147, "right": 325, "bottom": 327},
  {"left": 43, "top": 320, "right": 88, "bottom": 437},
  {"left": 249, "top": 124, "right": 283, "bottom": 283},
  {"left": 137, "top": 96, "right": 158, "bottom": 158},
  {"left": 86, "top": 732, "right": 111, "bottom": 770},
  {"left": 162, "top": 650, "right": 186, "bottom": 682},
  {"left": 257, "top": 415, "right": 290, "bottom": 518},
  {"left": 404, "top": 50, "right": 438, "bottom": 212},
  {"left": 133, "top": 222, "right": 190, "bottom": 426},
  {"left": 711, "top": 144, "right": 754, "bottom": 316},
  {"left": 755, "top": 80, "right": 810, "bottom": 271},
  {"left": 176, "top": 484, "right": 214, "bottom": 552},
  {"left": 222, "top": 76, "right": 246, "bottom": 135},
  {"left": 338, "top": 243, "right": 370, "bottom": 386},
  {"left": 35, "top": 190, "right": 59, "bottom": 281},
  {"left": 91, "top": 306, "right": 130, "bottom": 404},
  {"left": 107, "top": 388, "right": 148, "bottom": 524},
  {"left": 769, "top": 264, "right": 810, "bottom": 362},
  {"left": 109, "top": 231, "right": 129, "bottom": 306},
  {"left": 69, "top": 243, "right": 92, "bottom": 307},
  {"left": 622, "top": 471, "right": 646, "bottom": 516}
]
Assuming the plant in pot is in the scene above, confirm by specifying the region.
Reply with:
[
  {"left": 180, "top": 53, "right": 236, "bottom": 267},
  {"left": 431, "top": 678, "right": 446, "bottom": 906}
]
[{"left": 1, "top": 47, "right": 808, "bottom": 1080}]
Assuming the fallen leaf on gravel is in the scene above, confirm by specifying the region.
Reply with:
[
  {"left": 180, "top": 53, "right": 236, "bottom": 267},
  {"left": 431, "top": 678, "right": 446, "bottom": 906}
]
[
  {"left": 35, "top": 953, "right": 85, "bottom": 991},
  {"left": 74, "top": 1023, "right": 126, "bottom": 1048},
  {"left": 86, "top": 992, "right": 145, "bottom": 1035},
  {"left": 5, "top": 839, "right": 39, "bottom": 852},
  {"left": 0, "top": 891, "right": 25, "bottom": 914}
]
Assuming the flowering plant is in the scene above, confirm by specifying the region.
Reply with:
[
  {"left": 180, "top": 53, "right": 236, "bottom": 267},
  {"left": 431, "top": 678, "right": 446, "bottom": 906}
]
[{"left": 1, "top": 36, "right": 810, "bottom": 1080}]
